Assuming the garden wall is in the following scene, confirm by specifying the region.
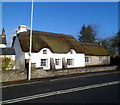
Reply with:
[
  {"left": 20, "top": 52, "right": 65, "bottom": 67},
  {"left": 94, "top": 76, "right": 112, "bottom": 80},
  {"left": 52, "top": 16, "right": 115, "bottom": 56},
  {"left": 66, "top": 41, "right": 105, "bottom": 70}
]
[{"left": 1, "top": 65, "right": 119, "bottom": 83}]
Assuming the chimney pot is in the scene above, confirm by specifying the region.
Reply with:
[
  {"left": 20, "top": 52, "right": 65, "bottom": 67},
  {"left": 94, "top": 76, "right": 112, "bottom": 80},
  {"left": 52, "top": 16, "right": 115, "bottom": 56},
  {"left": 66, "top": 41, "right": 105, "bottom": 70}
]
[{"left": 17, "top": 25, "right": 27, "bottom": 33}]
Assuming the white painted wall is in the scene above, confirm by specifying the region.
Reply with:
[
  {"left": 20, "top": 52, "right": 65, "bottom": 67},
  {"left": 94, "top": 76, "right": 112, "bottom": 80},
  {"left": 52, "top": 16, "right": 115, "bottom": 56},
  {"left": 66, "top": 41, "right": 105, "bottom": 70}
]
[
  {"left": 25, "top": 48, "right": 85, "bottom": 70},
  {"left": 0, "top": 44, "right": 6, "bottom": 48},
  {"left": 13, "top": 36, "right": 25, "bottom": 69}
]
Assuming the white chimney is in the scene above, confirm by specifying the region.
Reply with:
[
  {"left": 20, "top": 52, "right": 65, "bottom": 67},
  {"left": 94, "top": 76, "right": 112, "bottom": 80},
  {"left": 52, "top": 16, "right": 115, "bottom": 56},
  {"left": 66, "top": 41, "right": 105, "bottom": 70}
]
[{"left": 17, "top": 25, "right": 27, "bottom": 33}]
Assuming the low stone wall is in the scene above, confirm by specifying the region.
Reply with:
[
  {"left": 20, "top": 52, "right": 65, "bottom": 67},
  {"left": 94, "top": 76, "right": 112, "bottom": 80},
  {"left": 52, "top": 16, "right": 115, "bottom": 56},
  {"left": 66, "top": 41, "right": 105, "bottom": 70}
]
[
  {"left": 1, "top": 66, "right": 119, "bottom": 83},
  {"left": 2, "top": 69, "right": 27, "bottom": 82}
]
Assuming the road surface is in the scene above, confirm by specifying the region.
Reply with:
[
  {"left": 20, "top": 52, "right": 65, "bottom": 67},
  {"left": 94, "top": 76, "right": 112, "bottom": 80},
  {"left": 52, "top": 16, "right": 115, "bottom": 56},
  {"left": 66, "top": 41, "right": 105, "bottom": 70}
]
[{"left": 1, "top": 70, "right": 120, "bottom": 104}]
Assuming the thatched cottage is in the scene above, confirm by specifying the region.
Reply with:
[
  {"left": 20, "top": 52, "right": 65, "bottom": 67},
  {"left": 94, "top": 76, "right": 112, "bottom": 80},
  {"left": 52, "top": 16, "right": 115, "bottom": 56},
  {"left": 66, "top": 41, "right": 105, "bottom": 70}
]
[
  {"left": 12, "top": 25, "right": 85, "bottom": 70},
  {"left": 12, "top": 25, "right": 110, "bottom": 70}
]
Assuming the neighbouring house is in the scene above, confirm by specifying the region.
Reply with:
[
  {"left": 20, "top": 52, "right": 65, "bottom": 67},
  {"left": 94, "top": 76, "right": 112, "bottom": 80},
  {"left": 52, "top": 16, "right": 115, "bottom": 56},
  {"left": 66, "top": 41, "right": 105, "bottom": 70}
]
[
  {"left": 12, "top": 25, "right": 85, "bottom": 70},
  {"left": 0, "top": 29, "right": 15, "bottom": 70},
  {"left": 80, "top": 42, "right": 110, "bottom": 66},
  {"left": 0, "top": 28, "right": 6, "bottom": 48}
]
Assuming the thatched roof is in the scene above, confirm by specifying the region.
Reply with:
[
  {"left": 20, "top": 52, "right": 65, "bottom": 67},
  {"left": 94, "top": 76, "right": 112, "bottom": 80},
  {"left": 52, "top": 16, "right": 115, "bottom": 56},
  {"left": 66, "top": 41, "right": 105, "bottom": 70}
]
[
  {"left": 80, "top": 42, "right": 110, "bottom": 56},
  {"left": 13, "top": 30, "right": 85, "bottom": 53},
  {"left": 12, "top": 30, "right": 110, "bottom": 56}
]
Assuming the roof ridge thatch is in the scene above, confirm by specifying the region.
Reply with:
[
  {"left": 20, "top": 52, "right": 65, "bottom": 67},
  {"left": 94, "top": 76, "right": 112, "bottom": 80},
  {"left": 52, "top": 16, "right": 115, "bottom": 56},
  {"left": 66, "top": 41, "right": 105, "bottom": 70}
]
[
  {"left": 19, "top": 30, "right": 74, "bottom": 39},
  {"left": 79, "top": 42, "right": 102, "bottom": 47},
  {"left": 16, "top": 30, "right": 84, "bottom": 53}
]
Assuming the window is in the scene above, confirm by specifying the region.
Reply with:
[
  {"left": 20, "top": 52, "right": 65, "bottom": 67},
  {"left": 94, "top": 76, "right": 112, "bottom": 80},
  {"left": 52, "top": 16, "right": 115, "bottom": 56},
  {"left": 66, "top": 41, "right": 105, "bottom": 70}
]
[
  {"left": 55, "top": 59, "right": 61, "bottom": 66},
  {"left": 43, "top": 50, "right": 47, "bottom": 54},
  {"left": 85, "top": 57, "right": 91, "bottom": 63},
  {"left": 67, "top": 59, "right": 74, "bottom": 65},
  {"left": 70, "top": 50, "right": 73, "bottom": 54},
  {"left": 41, "top": 59, "right": 47, "bottom": 66},
  {"left": 99, "top": 57, "right": 102, "bottom": 62}
]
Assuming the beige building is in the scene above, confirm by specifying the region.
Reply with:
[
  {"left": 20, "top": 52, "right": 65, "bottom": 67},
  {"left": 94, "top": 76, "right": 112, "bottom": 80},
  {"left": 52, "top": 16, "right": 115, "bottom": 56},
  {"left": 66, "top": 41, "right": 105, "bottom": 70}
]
[{"left": 80, "top": 43, "right": 110, "bottom": 66}]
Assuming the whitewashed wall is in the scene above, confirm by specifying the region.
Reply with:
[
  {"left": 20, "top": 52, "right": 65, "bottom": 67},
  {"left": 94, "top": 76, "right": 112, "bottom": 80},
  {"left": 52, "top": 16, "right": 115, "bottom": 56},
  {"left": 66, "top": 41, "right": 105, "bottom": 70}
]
[
  {"left": 13, "top": 37, "right": 25, "bottom": 69},
  {"left": 0, "top": 44, "right": 6, "bottom": 48},
  {"left": 25, "top": 48, "right": 85, "bottom": 70}
]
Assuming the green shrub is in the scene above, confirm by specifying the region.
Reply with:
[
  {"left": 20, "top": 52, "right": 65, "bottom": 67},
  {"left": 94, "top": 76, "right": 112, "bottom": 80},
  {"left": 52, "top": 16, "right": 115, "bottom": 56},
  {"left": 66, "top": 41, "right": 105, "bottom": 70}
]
[{"left": 2, "top": 57, "right": 15, "bottom": 70}]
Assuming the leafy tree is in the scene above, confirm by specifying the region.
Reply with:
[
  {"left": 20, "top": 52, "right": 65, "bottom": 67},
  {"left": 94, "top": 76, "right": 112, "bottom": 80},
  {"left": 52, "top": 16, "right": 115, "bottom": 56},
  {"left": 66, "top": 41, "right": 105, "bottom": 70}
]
[
  {"left": 2, "top": 57, "right": 15, "bottom": 70},
  {"left": 78, "top": 25, "right": 97, "bottom": 43}
]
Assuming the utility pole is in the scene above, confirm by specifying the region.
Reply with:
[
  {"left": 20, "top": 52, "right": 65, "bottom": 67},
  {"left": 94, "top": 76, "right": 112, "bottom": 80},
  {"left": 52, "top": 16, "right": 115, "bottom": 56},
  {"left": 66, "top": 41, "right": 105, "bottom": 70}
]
[
  {"left": 118, "top": 2, "right": 120, "bottom": 56},
  {"left": 28, "top": 0, "right": 34, "bottom": 80}
]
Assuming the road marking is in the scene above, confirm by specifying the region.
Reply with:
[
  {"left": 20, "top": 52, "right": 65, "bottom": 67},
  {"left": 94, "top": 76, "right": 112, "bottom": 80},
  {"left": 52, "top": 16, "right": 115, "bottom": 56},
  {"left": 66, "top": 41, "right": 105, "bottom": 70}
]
[
  {"left": 1, "top": 80, "right": 120, "bottom": 104},
  {"left": 1, "top": 71, "right": 120, "bottom": 88}
]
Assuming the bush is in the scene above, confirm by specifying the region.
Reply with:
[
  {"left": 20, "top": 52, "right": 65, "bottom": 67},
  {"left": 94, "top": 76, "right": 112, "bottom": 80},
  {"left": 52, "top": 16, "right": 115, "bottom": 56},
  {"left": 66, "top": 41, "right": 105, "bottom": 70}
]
[{"left": 2, "top": 57, "right": 15, "bottom": 70}]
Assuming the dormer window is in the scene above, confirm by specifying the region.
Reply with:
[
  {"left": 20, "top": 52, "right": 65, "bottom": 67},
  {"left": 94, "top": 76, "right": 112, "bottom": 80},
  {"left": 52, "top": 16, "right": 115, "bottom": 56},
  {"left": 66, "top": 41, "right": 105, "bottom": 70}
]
[
  {"left": 70, "top": 50, "right": 73, "bottom": 54},
  {"left": 43, "top": 50, "right": 47, "bottom": 54}
]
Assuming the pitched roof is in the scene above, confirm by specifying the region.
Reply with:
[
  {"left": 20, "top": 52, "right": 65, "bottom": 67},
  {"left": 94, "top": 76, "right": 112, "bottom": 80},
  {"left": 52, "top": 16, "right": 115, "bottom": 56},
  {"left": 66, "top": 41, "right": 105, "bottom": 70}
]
[
  {"left": 0, "top": 47, "right": 15, "bottom": 55},
  {"left": 0, "top": 35, "right": 7, "bottom": 44},
  {"left": 13, "top": 30, "right": 85, "bottom": 53},
  {"left": 80, "top": 42, "right": 110, "bottom": 56}
]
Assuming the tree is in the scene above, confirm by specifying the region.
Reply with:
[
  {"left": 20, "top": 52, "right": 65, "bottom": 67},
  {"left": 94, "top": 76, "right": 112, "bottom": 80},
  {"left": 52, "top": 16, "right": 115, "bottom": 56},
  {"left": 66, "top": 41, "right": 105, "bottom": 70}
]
[
  {"left": 78, "top": 25, "right": 97, "bottom": 43},
  {"left": 118, "top": 32, "right": 120, "bottom": 55},
  {"left": 110, "top": 31, "right": 120, "bottom": 55},
  {"left": 2, "top": 57, "right": 15, "bottom": 70},
  {"left": 99, "top": 32, "right": 120, "bottom": 56},
  {"left": 98, "top": 38, "right": 109, "bottom": 49}
]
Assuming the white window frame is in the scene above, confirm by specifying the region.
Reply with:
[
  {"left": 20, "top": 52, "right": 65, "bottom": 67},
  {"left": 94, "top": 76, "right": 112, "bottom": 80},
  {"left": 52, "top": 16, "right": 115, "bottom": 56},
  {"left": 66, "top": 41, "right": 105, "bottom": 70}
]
[
  {"left": 55, "top": 59, "right": 61, "bottom": 66},
  {"left": 67, "top": 59, "right": 74, "bottom": 66},
  {"left": 41, "top": 59, "right": 48, "bottom": 66},
  {"left": 85, "top": 57, "right": 91, "bottom": 63},
  {"left": 43, "top": 50, "right": 47, "bottom": 54}
]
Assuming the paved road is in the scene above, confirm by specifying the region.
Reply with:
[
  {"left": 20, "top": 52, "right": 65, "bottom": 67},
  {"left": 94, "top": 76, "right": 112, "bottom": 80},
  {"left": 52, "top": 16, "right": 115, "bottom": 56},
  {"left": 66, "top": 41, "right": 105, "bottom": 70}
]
[{"left": 2, "top": 70, "right": 120, "bottom": 104}]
